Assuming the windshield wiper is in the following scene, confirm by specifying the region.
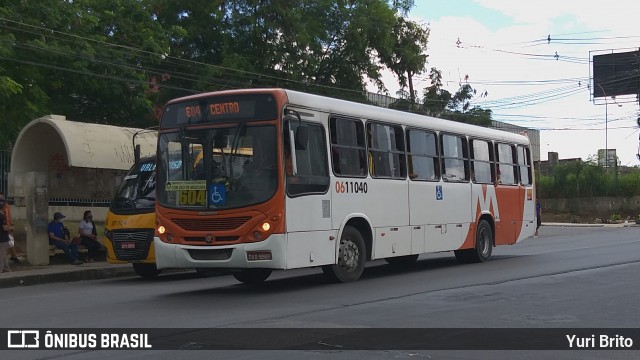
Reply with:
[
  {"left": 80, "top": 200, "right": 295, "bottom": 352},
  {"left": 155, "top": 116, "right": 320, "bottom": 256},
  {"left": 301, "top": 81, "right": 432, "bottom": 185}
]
[
  {"left": 229, "top": 122, "right": 247, "bottom": 180},
  {"left": 113, "top": 196, "right": 137, "bottom": 209}
]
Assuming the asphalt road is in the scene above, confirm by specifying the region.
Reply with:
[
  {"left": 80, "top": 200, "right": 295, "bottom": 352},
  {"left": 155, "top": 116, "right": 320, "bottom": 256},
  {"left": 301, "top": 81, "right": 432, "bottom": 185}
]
[{"left": 3, "top": 225, "right": 640, "bottom": 359}]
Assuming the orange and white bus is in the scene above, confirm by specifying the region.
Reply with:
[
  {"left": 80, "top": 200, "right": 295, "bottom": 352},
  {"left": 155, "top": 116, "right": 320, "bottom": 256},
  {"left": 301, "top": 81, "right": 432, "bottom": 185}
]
[{"left": 154, "top": 88, "right": 536, "bottom": 283}]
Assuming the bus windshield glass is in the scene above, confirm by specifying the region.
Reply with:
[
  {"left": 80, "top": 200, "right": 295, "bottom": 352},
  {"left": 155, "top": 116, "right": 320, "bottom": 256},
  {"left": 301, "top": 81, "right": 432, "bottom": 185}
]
[
  {"left": 157, "top": 124, "right": 278, "bottom": 210},
  {"left": 110, "top": 159, "right": 156, "bottom": 214}
]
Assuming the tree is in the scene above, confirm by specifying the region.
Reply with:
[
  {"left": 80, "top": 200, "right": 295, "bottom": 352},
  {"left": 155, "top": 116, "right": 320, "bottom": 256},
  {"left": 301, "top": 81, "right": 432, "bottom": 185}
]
[
  {"left": 0, "top": 0, "right": 172, "bottom": 146},
  {"left": 380, "top": 17, "right": 429, "bottom": 104},
  {"left": 151, "top": 0, "right": 405, "bottom": 101},
  {"left": 421, "top": 68, "right": 491, "bottom": 126},
  {"left": 0, "top": 0, "right": 423, "bottom": 148},
  {"left": 421, "top": 67, "right": 451, "bottom": 116}
]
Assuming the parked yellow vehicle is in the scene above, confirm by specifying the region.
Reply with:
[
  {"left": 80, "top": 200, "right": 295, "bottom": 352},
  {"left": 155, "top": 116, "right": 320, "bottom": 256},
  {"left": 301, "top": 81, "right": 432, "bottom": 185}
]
[{"left": 103, "top": 156, "right": 159, "bottom": 278}]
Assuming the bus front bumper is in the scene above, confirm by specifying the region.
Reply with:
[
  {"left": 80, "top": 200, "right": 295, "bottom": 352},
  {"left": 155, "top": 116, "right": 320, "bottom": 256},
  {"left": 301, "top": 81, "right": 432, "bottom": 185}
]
[{"left": 153, "top": 234, "right": 286, "bottom": 270}]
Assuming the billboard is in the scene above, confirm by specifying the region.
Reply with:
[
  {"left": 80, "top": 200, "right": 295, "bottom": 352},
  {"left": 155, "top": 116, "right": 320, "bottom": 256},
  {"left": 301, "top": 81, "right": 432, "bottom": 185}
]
[
  {"left": 592, "top": 50, "right": 640, "bottom": 98},
  {"left": 597, "top": 149, "right": 617, "bottom": 167}
]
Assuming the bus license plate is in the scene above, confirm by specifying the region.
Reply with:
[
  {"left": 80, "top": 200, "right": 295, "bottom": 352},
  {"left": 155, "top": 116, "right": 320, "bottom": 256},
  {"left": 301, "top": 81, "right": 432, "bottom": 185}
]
[{"left": 121, "top": 242, "right": 136, "bottom": 249}]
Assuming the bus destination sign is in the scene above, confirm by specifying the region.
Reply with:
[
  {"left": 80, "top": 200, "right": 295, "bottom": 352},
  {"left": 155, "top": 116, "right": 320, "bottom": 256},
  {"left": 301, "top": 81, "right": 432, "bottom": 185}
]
[
  {"left": 184, "top": 102, "right": 240, "bottom": 119},
  {"left": 161, "top": 94, "right": 277, "bottom": 128}
]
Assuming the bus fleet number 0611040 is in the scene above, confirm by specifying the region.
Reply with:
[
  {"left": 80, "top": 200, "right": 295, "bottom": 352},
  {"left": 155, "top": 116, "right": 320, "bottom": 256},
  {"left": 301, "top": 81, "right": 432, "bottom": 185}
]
[{"left": 335, "top": 181, "right": 368, "bottom": 194}]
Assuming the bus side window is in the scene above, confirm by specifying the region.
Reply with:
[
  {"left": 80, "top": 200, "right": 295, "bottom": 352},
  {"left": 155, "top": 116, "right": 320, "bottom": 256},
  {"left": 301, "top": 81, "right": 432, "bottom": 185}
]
[
  {"left": 441, "top": 133, "right": 469, "bottom": 182},
  {"left": 286, "top": 122, "right": 330, "bottom": 197},
  {"left": 407, "top": 129, "right": 439, "bottom": 181},
  {"left": 367, "top": 122, "right": 406, "bottom": 179},
  {"left": 329, "top": 117, "right": 367, "bottom": 178},
  {"left": 470, "top": 138, "right": 493, "bottom": 184},
  {"left": 518, "top": 146, "right": 532, "bottom": 185},
  {"left": 496, "top": 143, "right": 517, "bottom": 185}
]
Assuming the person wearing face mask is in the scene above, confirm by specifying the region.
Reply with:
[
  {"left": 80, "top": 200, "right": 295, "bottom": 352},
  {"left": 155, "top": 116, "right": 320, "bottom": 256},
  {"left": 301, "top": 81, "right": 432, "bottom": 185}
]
[
  {"left": 0, "top": 192, "right": 21, "bottom": 264},
  {"left": 48, "top": 212, "right": 83, "bottom": 265},
  {"left": 78, "top": 210, "right": 102, "bottom": 262}
]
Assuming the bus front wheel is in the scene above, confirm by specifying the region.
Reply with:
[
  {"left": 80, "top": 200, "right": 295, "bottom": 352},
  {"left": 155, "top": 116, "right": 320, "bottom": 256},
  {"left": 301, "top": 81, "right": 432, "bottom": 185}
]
[
  {"left": 132, "top": 263, "right": 160, "bottom": 279},
  {"left": 233, "top": 269, "right": 272, "bottom": 284},
  {"left": 454, "top": 220, "right": 493, "bottom": 263},
  {"left": 322, "top": 226, "right": 366, "bottom": 283}
]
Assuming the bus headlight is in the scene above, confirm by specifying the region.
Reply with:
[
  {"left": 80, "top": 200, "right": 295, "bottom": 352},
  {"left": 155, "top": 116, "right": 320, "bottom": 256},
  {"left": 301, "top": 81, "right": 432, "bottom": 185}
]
[
  {"left": 261, "top": 222, "right": 271, "bottom": 231},
  {"left": 157, "top": 225, "right": 166, "bottom": 234}
]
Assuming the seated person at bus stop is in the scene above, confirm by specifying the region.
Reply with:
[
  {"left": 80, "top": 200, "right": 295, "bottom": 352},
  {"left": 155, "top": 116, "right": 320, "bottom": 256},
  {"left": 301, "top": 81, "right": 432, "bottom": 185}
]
[
  {"left": 48, "top": 212, "right": 83, "bottom": 265},
  {"left": 78, "top": 210, "right": 103, "bottom": 262}
]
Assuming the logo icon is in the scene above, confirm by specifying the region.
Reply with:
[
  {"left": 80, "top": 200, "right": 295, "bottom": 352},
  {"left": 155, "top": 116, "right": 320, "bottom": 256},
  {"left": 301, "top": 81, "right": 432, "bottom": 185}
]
[
  {"left": 205, "top": 234, "right": 215, "bottom": 244},
  {"left": 208, "top": 183, "right": 227, "bottom": 205},
  {"left": 436, "top": 185, "right": 443, "bottom": 200},
  {"left": 7, "top": 330, "right": 40, "bottom": 348}
]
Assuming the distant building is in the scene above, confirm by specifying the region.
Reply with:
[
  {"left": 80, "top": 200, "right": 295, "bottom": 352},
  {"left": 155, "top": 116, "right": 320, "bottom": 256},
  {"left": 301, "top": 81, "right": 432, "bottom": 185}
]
[
  {"left": 538, "top": 152, "right": 583, "bottom": 176},
  {"left": 597, "top": 149, "right": 618, "bottom": 168},
  {"left": 538, "top": 150, "right": 639, "bottom": 177}
]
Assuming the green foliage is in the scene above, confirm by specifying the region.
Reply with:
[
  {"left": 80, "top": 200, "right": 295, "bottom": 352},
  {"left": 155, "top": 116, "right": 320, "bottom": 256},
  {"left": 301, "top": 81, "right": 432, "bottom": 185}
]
[
  {"left": 0, "top": 0, "right": 424, "bottom": 148},
  {"left": 417, "top": 68, "right": 492, "bottom": 126},
  {"left": 537, "top": 160, "right": 640, "bottom": 198},
  {"left": 379, "top": 17, "right": 430, "bottom": 103}
]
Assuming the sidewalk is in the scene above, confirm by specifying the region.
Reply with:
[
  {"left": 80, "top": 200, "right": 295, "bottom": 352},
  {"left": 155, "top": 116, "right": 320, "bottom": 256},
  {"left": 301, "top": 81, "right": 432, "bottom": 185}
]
[
  {"left": 0, "top": 260, "right": 136, "bottom": 288},
  {"left": 2, "top": 222, "right": 638, "bottom": 289}
]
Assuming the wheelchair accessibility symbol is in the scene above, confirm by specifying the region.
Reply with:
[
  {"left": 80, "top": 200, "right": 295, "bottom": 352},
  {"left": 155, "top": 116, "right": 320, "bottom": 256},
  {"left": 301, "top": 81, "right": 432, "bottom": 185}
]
[
  {"left": 208, "top": 183, "right": 227, "bottom": 205},
  {"left": 436, "top": 185, "right": 443, "bottom": 200}
]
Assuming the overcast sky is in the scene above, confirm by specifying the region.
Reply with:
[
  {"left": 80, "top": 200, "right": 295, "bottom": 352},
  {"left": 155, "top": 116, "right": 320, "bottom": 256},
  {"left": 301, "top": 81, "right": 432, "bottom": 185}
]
[{"left": 371, "top": 0, "right": 640, "bottom": 166}]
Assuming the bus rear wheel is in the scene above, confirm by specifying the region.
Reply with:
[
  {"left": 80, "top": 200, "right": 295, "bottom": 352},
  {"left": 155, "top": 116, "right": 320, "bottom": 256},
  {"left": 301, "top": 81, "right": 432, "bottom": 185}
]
[
  {"left": 454, "top": 220, "right": 493, "bottom": 263},
  {"left": 233, "top": 269, "right": 272, "bottom": 284},
  {"left": 322, "top": 226, "right": 366, "bottom": 283},
  {"left": 132, "top": 263, "right": 160, "bottom": 279}
]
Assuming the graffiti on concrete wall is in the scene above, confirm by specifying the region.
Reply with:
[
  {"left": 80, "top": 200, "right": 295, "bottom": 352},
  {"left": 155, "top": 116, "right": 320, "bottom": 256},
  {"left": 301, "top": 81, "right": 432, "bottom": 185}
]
[
  {"left": 46, "top": 161, "right": 128, "bottom": 201},
  {"left": 48, "top": 153, "right": 70, "bottom": 178}
]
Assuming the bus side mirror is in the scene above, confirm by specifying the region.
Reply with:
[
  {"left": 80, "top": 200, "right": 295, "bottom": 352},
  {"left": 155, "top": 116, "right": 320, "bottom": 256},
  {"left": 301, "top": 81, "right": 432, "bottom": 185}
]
[
  {"left": 134, "top": 144, "right": 141, "bottom": 166},
  {"left": 295, "top": 125, "right": 308, "bottom": 150}
]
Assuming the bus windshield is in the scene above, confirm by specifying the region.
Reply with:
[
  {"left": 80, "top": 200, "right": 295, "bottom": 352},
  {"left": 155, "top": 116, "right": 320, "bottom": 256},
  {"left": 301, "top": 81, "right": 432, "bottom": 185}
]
[
  {"left": 111, "top": 159, "right": 156, "bottom": 214},
  {"left": 157, "top": 124, "right": 278, "bottom": 210}
]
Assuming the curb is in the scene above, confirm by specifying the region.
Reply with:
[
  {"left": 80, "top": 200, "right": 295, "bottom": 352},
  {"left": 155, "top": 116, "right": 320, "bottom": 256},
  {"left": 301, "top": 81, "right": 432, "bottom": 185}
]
[
  {"left": 543, "top": 222, "right": 640, "bottom": 228},
  {"left": 0, "top": 265, "right": 136, "bottom": 289},
  {"left": 543, "top": 223, "right": 605, "bottom": 227}
]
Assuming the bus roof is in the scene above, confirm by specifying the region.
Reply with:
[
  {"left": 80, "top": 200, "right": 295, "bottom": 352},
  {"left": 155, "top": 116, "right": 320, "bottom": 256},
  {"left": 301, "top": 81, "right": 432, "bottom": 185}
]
[
  {"left": 165, "top": 88, "right": 529, "bottom": 145},
  {"left": 284, "top": 89, "right": 530, "bottom": 145}
]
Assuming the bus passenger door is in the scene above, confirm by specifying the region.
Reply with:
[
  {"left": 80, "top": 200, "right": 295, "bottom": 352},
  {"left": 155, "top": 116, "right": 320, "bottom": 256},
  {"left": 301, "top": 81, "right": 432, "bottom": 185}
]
[
  {"left": 517, "top": 146, "right": 536, "bottom": 241},
  {"left": 284, "top": 119, "right": 334, "bottom": 269},
  {"left": 494, "top": 143, "right": 522, "bottom": 245}
]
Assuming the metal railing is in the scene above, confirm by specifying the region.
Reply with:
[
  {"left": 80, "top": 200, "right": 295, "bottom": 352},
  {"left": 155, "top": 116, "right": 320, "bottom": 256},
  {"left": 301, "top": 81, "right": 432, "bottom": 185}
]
[{"left": 48, "top": 198, "right": 111, "bottom": 207}]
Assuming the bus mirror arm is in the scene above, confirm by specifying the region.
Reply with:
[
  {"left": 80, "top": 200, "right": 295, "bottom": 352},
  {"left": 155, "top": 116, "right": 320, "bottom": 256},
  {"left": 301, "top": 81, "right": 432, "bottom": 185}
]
[
  {"left": 134, "top": 144, "right": 141, "bottom": 166},
  {"left": 284, "top": 110, "right": 308, "bottom": 150},
  {"left": 288, "top": 128, "right": 298, "bottom": 176}
]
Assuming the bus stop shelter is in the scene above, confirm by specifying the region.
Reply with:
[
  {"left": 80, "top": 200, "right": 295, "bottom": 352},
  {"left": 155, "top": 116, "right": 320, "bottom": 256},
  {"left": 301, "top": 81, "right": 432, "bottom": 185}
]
[{"left": 9, "top": 114, "right": 157, "bottom": 265}]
